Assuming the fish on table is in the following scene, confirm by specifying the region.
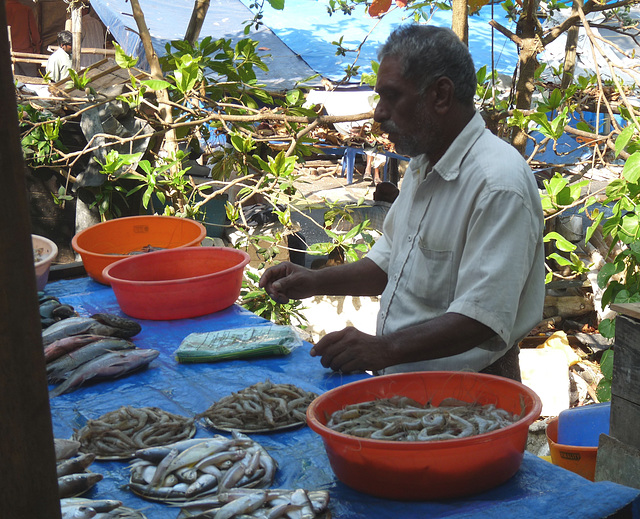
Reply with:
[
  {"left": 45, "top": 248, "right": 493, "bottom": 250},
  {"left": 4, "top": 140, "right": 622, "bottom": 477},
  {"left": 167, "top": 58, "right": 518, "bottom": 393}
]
[{"left": 49, "top": 349, "right": 160, "bottom": 398}]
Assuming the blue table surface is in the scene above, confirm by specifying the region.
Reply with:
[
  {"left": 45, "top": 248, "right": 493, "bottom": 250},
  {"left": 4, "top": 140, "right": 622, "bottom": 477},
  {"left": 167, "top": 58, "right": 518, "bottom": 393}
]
[{"left": 46, "top": 277, "right": 640, "bottom": 519}]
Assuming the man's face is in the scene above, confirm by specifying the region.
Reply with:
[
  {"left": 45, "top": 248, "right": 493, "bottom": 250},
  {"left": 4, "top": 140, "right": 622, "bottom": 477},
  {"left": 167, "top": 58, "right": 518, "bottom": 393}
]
[
  {"left": 63, "top": 43, "right": 72, "bottom": 55},
  {"left": 373, "top": 55, "right": 435, "bottom": 158}
]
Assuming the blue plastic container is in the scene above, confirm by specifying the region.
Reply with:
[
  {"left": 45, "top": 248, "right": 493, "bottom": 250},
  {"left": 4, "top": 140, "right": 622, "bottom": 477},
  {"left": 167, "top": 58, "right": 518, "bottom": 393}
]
[{"left": 557, "top": 402, "right": 611, "bottom": 447}]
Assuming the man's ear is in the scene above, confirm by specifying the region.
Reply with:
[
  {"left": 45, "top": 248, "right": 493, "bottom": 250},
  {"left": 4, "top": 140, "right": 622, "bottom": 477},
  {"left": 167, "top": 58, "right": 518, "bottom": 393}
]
[{"left": 431, "top": 77, "right": 455, "bottom": 115}]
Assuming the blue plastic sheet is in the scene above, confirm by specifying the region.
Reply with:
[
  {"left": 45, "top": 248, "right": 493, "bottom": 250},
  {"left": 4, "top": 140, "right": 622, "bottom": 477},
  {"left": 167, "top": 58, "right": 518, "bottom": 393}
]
[
  {"left": 47, "top": 277, "right": 640, "bottom": 518},
  {"left": 89, "top": 0, "right": 520, "bottom": 87}
]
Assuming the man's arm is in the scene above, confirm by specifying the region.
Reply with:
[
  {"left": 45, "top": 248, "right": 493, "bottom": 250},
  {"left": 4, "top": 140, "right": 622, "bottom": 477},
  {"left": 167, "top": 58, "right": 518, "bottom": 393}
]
[
  {"left": 259, "top": 257, "right": 387, "bottom": 304},
  {"left": 310, "top": 312, "right": 496, "bottom": 373}
]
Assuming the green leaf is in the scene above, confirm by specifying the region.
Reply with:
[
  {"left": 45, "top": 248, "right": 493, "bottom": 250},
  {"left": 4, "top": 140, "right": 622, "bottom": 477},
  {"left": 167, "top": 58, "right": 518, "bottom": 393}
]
[
  {"left": 547, "top": 252, "right": 572, "bottom": 266},
  {"left": 266, "top": 0, "right": 285, "bottom": 10},
  {"left": 544, "top": 231, "right": 576, "bottom": 252},
  {"left": 597, "top": 262, "right": 623, "bottom": 288},
  {"left": 113, "top": 42, "right": 139, "bottom": 69},
  {"left": 595, "top": 378, "right": 612, "bottom": 402},
  {"left": 142, "top": 79, "right": 172, "bottom": 91},
  {"left": 599, "top": 315, "right": 616, "bottom": 340},
  {"left": 615, "top": 125, "right": 635, "bottom": 157},
  {"left": 623, "top": 152, "right": 640, "bottom": 184},
  {"left": 599, "top": 349, "right": 614, "bottom": 379}
]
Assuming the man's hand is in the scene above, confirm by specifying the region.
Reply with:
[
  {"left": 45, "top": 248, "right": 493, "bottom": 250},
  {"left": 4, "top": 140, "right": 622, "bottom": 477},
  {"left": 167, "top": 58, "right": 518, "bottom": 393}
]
[
  {"left": 259, "top": 261, "right": 315, "bottom": 304},
  {"left": 310, "top": 327, "right": 391, "bottom": 373}
]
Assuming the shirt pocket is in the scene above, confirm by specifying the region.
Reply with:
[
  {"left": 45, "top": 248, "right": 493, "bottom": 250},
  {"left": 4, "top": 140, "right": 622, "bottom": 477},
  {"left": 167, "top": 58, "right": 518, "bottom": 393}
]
[{"left": 407, "top": 244, "right": 455, "bottom": 310}]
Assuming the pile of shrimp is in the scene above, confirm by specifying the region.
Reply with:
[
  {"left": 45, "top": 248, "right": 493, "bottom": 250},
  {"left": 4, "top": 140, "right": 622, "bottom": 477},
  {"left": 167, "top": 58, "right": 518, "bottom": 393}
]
[{"left": 326, "top": 396, "right": 520, "bottom": 441}]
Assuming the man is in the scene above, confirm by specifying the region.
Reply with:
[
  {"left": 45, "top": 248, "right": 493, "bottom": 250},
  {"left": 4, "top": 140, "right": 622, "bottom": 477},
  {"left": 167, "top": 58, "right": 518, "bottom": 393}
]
[
  {"left": 80, "top": 5, "right": 106, "bottom": 68},
  {"left": 259, "top": 25, "right": 545, "bottom": 381},
  {"left": 5, "top": 0, "right": 42, "bottom": 77},
  {"left": 46, "top": 30, "right": 73, "bottom": 82}
]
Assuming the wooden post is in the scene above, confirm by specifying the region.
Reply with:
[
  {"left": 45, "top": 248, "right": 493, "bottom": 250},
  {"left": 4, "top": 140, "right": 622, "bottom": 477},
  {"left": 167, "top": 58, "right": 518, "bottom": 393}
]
[
  {"left": 595, "top": 303, "right": 640, "bottom": 489},
  {"left": 0, "top": 3, "right": 62, "bottom": 518},
  {"left": 71, "top": 1, "right": 82, "bottom": 71}
]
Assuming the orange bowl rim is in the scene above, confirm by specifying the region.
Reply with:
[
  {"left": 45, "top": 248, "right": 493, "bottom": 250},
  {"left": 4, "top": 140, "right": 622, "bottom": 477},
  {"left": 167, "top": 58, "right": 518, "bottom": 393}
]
[
  {"left": 306, "top": 371, "right": 542, "bottom": 450},
  {"left": 71, "top": 215, "right": 206, "bottom": 258},
  {"left": 102, "top": 247, "right": 251, "bottom": 286}
]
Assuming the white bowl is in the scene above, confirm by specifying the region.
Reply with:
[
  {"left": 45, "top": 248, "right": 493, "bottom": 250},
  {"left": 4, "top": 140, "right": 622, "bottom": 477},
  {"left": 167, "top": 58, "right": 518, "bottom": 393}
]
[{"left": 32, "top": 234, "right": 58, "bottom": 291}]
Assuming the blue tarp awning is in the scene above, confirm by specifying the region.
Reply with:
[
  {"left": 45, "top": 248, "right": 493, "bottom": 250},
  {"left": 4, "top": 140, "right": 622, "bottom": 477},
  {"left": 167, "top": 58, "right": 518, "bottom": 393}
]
[{"left": 90, "top": 0, "right": 520, "bottom": 90}]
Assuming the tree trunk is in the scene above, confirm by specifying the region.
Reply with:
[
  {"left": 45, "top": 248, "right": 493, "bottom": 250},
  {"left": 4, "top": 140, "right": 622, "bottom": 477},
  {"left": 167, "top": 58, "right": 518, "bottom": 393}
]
[
  {"left": 511, "top": 0, "right": 542, "bottom": 154},
  {"left": 561, "top": 0, "right": 583, "bottom": 89},
  {"left": 129, "top": 0, "right": 178, "bottom": 163},
  {"left": 451, "top": 0, "right": 469, "bottom": 44},
  {"left": 185, "top": 0, "right": 210, "bottom": 45},
  {"left": 0, "top": 4, "right": 61, "bottom": 518}
]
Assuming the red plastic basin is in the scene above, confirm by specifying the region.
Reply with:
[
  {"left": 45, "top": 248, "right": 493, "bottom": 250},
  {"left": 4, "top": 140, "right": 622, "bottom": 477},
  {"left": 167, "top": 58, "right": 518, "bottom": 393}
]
[
  {"left": 72, "top": 215, "right": 206, "bottom": 285},
  {"left": 102, "top": 247, "right": 250, "bottom": 320},
  {"left": 307, "top": 371, "right": 542, "bottom": 500}
]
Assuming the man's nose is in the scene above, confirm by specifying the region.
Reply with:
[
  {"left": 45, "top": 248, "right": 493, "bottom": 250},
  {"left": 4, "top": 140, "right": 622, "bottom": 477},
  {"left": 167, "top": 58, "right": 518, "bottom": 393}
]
[{"left": 373, "top": 102, "right": 387, "bottom": 123}]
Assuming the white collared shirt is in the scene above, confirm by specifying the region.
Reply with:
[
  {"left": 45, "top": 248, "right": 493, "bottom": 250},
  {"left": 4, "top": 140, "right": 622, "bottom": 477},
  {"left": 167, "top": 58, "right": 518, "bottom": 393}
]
[{"left": 367, "top": 111, "right": 545, "bottom": 374}]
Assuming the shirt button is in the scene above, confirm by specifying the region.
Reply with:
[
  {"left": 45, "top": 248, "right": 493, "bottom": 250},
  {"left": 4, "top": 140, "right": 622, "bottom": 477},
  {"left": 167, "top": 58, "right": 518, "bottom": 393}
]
[{"left": 407, "top": 235, "right": 412, "bottom": 242}]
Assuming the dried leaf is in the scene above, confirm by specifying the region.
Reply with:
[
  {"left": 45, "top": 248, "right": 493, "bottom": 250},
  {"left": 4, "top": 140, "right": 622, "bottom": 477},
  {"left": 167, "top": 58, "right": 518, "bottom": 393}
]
[{"left": 369, "top": 0, "right": 392, "bottom": 17}]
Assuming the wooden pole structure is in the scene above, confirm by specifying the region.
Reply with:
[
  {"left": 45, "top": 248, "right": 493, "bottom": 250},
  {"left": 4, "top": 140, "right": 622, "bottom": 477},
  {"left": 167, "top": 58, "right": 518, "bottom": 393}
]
[
  {"left": 71, "top": 1, "right": 83, "bottom": 71},
  {"left": 0, "top": 3, "right": 62, "bottom": 518}
]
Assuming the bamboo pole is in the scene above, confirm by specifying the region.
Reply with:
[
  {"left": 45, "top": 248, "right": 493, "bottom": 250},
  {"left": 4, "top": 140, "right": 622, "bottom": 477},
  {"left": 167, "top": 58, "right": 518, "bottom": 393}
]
[{"left": 0, "top": 4, "right": 61, "bottom": 519}]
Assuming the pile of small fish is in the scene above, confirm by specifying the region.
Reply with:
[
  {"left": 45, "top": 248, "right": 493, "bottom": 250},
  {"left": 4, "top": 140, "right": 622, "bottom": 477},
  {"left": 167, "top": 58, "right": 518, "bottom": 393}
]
[
  {"left": 56, "top": 438, "right": 102, "bottom": 499},
  {"left": 39, "top": 292, "right": 77, "bottom": 329},
  {"left": 176, "top": 488, "right": 330, "bottom": 519},
  {"left": 128, "top": 432, "right": 277, "bottom": 502},
  {"left": 73, "top": 406, "right": 196, "bottom": 459},
  {"left": 326, "top": 396, "right": 521, "bottom": 441},
  {"left": 61, "top": 498, "right": 146, "bottom": 519},
  {"left": 198, "top": 380, "right": 318, "bottom": 432},
  {"left": 45, "top": 314, "right": 158, "bottom": 398}
]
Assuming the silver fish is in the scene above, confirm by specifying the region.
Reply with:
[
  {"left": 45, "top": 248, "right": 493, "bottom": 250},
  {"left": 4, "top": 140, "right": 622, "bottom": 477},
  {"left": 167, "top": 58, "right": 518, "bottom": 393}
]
[
  {"left": 58, "top": 472, "right": 103, "bottom": 499},
  {"left": 45, "top": 334, "right": 110, "bottom": 363},
  {"left": 47, "top": 338, "right": 137, "bottom": 383},
  {"left": 57, "top": 453, "right": 97, "bottom": 477},
  {"left": 50, "top": 349, "right": 160, "bottom": 397},
  {"left": 60, "top": 498, "right": 123, "bottom": 513},
  {"left": 213, "top": 491, "right": 269, "bottom": 519},
  {"left": 43, "top": 318, "right": 100, "bottom": 346},
  {"left": 55, "top": 439, "right": 82, "bottom": 461},
  {"left": 43, "top": 315, "right": 142, "bottom": 346},
  {"left": 135, "top": 438, "right": 219, "bottom": 464},
  {"left": 60, "top": 505, "right": 97, "bottom": 519}
]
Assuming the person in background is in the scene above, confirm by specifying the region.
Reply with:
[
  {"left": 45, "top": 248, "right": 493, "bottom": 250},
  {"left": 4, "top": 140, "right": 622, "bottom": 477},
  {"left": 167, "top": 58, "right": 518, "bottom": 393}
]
[
  {"left": 46, "top": 30, "right": 73, "bottom": 82},
  {"left": 80, "top": 4, "right": 105, "bottom": 68},
  {"left": 259, "top": 24, "right": 545, "bottom": 382},
  {"left": 5, "top": 0, "right": 42, "bottom": 77}
]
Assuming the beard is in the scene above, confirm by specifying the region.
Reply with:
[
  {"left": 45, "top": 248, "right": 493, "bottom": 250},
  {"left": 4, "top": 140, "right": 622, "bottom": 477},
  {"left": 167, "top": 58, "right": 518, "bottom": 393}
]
[
  {"left": 380, "top": 107, "right": 434, "bottom": 158},
  {"left": 381, "top": 120, "right": 422, "bottom": 157}
]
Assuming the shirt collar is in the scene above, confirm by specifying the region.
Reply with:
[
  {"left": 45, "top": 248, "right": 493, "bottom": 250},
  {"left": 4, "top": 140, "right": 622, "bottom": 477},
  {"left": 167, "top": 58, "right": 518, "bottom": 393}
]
[{"left": 412, "top": 111, "right": 485, "bottom": 182}]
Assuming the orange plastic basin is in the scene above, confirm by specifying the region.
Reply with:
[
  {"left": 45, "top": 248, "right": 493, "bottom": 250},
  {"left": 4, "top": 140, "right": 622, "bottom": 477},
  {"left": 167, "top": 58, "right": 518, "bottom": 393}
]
[
  {"left": 307, "top": 371, "right": 542, "bottom": 500},
  {"left": 72, "top": 215, "right": 206, "bottom": 285},
  {"left": 102, "top": 246, "right": 250, "bottom": 320},
  {"left": 546, "top": 416, "right": 598, "bottom": 481}
]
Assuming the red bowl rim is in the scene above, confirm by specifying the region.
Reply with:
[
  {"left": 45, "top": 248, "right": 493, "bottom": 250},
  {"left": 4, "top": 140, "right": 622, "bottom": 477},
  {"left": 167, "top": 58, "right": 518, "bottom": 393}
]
[
  {"left": 306, "top": 371, "right": 542, "bottom": 450},
  {"left": 102, "top": 246, "right": 250, "bottom": 287},
  {"left": 71, "top": 215, "right": 206, "bottom": 258}
]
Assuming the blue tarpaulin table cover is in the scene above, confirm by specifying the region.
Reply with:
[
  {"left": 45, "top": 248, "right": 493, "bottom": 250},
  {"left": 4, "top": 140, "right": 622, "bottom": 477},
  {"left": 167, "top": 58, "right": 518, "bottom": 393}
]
[{"left": 46, "top": 277, "right": 640, "bottom": 518}]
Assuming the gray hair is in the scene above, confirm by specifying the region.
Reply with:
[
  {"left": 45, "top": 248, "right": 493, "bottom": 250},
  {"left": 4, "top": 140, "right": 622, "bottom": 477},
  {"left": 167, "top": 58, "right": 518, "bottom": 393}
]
[
  {"left": 378, "top": 25, "right": 477, "bottom": 104},
  {"left": 57, "top": 30, "right": 73, "bottom": 47}
]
